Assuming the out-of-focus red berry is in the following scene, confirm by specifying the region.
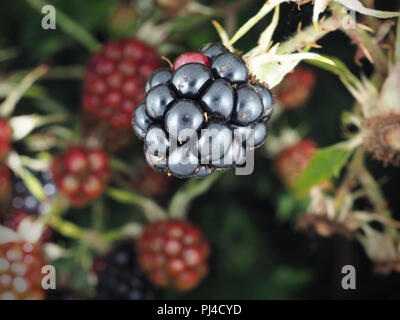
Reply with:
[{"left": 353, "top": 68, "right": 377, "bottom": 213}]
[
  {"left": 275, "top": 139, "right": 317, "bottom": 189},
  {"left": 137, "top": 220, "right": 210, "bottom": 291},
  {"left": 51, "top": 147, "right": 110, "bottom": 207},
  {"left": 0, "top": 241, "right": 46, "bottom": 300},
  {"left": 83, "top": 39, "right": 162, "bottom": 129},
  {"left": 0, "top": 118, "right": 12, "bottom": 159},
  {"left": 275, "top": 67, "right": 316, "bottom": 109}
]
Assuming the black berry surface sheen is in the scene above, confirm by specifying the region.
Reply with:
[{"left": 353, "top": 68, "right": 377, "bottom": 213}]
[
  {"left": 132, "top": 43, "right": 274, "bottom": 178},
  {"left": 96, "top": 241, "right": 161, "bottom": 300}
]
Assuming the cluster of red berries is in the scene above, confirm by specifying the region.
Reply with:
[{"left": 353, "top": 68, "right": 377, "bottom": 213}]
[
  {"left": 0, "top": 119, "right": 12, "bottom": 159},
  {"left": 137, "top": 219, "right": 210, "bottom": 291},
  {"left": 83, "top": 38, "right": 162, "bottom": 128},
  {"left": 51, "top": 147, "right": 110, "bottom": 207},
  {"left": 0, "top": 241, "right": 46, "bottom": 300}
]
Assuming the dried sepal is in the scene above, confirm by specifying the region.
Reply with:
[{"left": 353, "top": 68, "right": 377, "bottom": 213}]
[{"left": 363, "top": 113, "right": 400, "bottom": 166}]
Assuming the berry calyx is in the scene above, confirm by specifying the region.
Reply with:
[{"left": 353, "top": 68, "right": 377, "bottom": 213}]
[
  {"left": 137, "top": 219, "right": 210, "bottom": 291},
  {"left": 172, "top": 52, "right": 210, "bottom": 71},
  {"left": 364, "top": 113, "right": 400, "bottom": 166},
  {"left": 51, "top": 147, "right": 110, "bottom": 207}
]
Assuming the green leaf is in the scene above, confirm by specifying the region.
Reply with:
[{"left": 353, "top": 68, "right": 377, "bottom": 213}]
[
  {"left": 305, "top": 55, "right": 360, "bottom": 86},
  {"left": 293, "top": 143, "right": 353, "bottom": 197},
  {"left": 168, "top": 171, "right": 222, "bottom": 218},
  {"left": 276, "top": 193, "right": 310, "bottom": 223}
]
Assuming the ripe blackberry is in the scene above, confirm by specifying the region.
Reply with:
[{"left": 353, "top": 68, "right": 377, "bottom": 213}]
[
  {"left": 132, "top": 43, "right": 274, "bottom": 177},
  {"left": 12, "top": 171, "right": 56, "bottom": 215},
  {"left": 137, "top": 219, "right": 210, "bottom": 291},
  {"left": 83, "top": 39, "right": 162, "bottom": 129},
  {"left": 51, "top": 147, "right": 110, "bottom": 207},
  {"left": 0, "top": 118, "right": 12, "bottom": 159},
  {"left": 96, "top": 241, "right": 161, "bottom": 300},
  {"left": 0, "top": 241, "right": 46, "bottom": 300}
]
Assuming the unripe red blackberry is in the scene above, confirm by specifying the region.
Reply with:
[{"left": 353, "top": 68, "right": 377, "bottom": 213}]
[
  {"left": 274, "top": 67, "right": 316, "bottom": 109},
  {"left": 83, "top": 39, "right": 162, "bottom": 129},
  {"left": 51, "top": 147, "right": 110, "bottom": 207},
  {"left": 0, "top": 241, "right": 46, "bottom": 300},
  {"left": 275, "top": 139, "right": 317, "bottom": 189},
  {"left": 0, "top": 118, "right": 12, "bottom": 159},
  {"left": 137, "top": 219, "right": 210, "bottom": 291}
]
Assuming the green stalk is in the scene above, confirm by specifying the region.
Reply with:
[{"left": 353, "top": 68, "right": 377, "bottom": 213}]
[
  {"left": 0, "top": 65, "right": 48, "bottom": 117},
  {"left": 228, "top": 0, "right": 286, "bottom": 46},
  {"left": 277, "top": 16, "right": 341, "bottom": 54},
  {"left": 168, "top": 171, "right": 222, "bottom": 219},
  {"left": 106, "top": 187, "right": 167, "bottom": 221}
]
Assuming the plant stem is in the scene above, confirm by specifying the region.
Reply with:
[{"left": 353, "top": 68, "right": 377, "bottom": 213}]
[
  {"left": 106, "top": 187, "right": 167, "bottom": 221},
  {"left": 0, "top": 65, "right": 48, "bottom": 117},
  {"left": 329, "top": 2, "right": 388, "bottom": 75},
  {"left": 277, "top": 16, "right": 341, "bottom": 54},
  {"left": 168, "top": 171, "right": 222, "bottom": 218},
  {"left": 228, "top": 0, "right": 286, "bottom": 46}
]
